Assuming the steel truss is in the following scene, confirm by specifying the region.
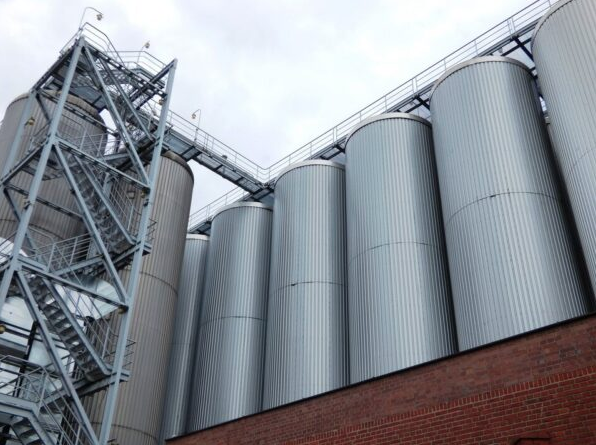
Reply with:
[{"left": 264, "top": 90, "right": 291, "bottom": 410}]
[{"left": 0, "top": 28, "right": 176, "bottom": 445}]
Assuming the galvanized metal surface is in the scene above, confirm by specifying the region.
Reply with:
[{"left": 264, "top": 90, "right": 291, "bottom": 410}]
[
  {"left": 263, "top": 162, "right": 348, "bottom": 409},
  {"left": 345, "top": 114, "right": 457, "bottom": 382},
  {"left": 160, "top": 235, "right": 209, "bottom": 441},
  {"left": 87, "top": 153, "right": 193, "bottom": 445},
  {"left": 431, "top": 57, "right": 591, "bottom": 350},
  {"left": 188, "top": 203, "right": 272, "bottom": 431},
  {"left": 0, "top": 93, "right": 105, "bottom": 241},
  {"left": 532, "top": 0, "right": 596, "bottom": 295}
]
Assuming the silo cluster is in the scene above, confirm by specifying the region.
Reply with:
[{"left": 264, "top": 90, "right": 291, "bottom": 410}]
[
  {"left": 5, "top": 0, "right": 581, "bottom": 440},
  {"left": 161, "top": 0, "right": 596, "bottom": 431}
]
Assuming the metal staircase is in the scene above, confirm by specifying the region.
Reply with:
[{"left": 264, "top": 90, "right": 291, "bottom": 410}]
[
  {"left": 0, "top": 23, "right": 176, "bottom": 445},
  {"left": 27, "top": 277, "right": 111, "bottom": 382},
  {"left": 0, "top": 355, "right": 94, "bottom": 445}
]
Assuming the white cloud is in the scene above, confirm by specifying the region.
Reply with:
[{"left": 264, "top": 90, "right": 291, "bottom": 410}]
[{"left": 0, "top": 0, "right": 529, "bottom": 217}]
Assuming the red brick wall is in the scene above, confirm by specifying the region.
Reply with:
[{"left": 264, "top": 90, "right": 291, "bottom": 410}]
[{"left": 170, "top": 315, "right": 596, "bottom": 445}]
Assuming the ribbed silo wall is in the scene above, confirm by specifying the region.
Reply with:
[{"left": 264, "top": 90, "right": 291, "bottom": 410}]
[
  {"left": 263, "top": 161, "right": 348, "bottom": 409},
  {"left": 430, "top": 56, "right": 591, "bottom": 351},
  {"left": 533, "top": 0, "right": 596, "bottom": 295},
  {"left": 86, "top": 152, "right": 193, "bottom": 445},
  {"left": 187, "top": 203, "right": 272, "bottom": 431},
  {"left": 160, "top": 234, "right": 209, "bottom": 440},
  {"left": 0, "top": 93, "right": 106, "bottom": 242},
  {"left": 345, "top": 113, "right": 457, "bottom": 383}
]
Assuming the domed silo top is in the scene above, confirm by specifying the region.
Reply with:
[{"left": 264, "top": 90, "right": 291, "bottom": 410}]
[
  {"left": 430, "top": 55, "right": 531, "bottom": 101},
  {"left": 532, "top": 0, "right": 575, "bottom": 47},
  {"left": 211, "top": 201, "right": 272, "bottom": 221},
  {"left": 274, "top": 159, "right": 344, "bottom": 186},
  {"left": 345, "top": 112, "right": 431, "bottom": 147}
]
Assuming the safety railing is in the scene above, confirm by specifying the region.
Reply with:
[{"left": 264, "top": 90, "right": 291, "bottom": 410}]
[
  {"left": 60, "top": 286, "right": 120, "bottom": 367},
  {"left": 61, "top": 23, "right": 165, "bottom": 79},
  {"left": 165, "top": 109, "right": 267, "bottom": 180},
  {"left": 0, "top": 355, "right": 95, "bottom": 445},
  {"left": 0, "top": 232, "right": 17, "bottom": 265},
  {"left": 187, "top": 187, "right": 249, "bottom": 229},
  {"left": 109, "top": 50, "right": 167, "bottom": 79},
  {"left": 34, "top": 234, "right": 94, "bottom": 272},
  {"left": 187, "top": 0, "right": 555, "bottom": 229},
  {"left": 60, "top": 22, "right": 170, "bottom": 139},
  {"left": 84, "top": 161, "right": 148, "bottom": 240}
]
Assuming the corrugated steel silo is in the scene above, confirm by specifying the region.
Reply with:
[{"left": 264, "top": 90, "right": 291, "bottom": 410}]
[
  {"left": 430, "top": 56, "right": 591, "bottom": 350},
  {"left": 188, "top": 202, "right": 272, "bottom": 431},
  {"left": 533, "top": 0, "right": 596, "bottom": 295},
  {"left": 263, "top": 161, "right": 348, "bottom": 408},
  {"left": 0, "top": 93, "right": 106, "bottom": 241},
  {"left": 87, "top": 152, "right": 193, "bottom": 445},
  {"left": 345, "top": 113, "right": 457, "bottom": 383},
  {"left": 160, "top": 234, "right": 209, "bottom": 440}
]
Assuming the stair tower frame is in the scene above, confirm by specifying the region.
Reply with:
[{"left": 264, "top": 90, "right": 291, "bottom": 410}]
[{"left": 0, "top": 24, "right": 176, "bottom": 445}]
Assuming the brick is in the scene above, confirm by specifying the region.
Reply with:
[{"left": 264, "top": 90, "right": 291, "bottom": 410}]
[{"left": 169, "top": 315, "right": 596, "bottom": 445}]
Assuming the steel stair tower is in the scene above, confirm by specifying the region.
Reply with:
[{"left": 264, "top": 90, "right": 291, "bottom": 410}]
[{"left": 0, "top": 25, "right": 176, "bottom": 445}]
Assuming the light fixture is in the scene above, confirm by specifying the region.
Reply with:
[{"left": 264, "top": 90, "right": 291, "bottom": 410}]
[
  {"left": 78, "top": 7, "right": 105, "bottom": 30},
  {"left": 136, "top": 41, "right": 151, "bottom": 64}
]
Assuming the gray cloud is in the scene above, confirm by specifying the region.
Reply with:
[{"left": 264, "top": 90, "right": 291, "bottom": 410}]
[{"left": 0, "top": 0, "right": 528, "bottom": 216}]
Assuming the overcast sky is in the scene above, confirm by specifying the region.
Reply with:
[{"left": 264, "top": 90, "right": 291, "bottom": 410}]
[{"left": 0, "top": 0, "right": 530, "bottom": 218}]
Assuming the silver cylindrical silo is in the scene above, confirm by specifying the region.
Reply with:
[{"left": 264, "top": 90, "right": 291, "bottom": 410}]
[
  {"left": 533, "top": 0, "right": 596, "bottom": 294},
  {"left": 263, "top": 161, "right": 348, "bottom": 409},
  {"left": 160, "top": 234, "right": 209, "bottom": 440},
  {"left": 0, "top": 93, "right": 106, "bottom": 242},
  {"left": 345, "top": 113, "right": 457, "bottom": 383},
  {"left": 87, "top": 152, "right": 194, "bottom": 445},
  {"left": 431, "top": 56, "right": 591, "bottom": 350},
  {"left": 188, "top": 202, "right": 272, "bottom": 431}
]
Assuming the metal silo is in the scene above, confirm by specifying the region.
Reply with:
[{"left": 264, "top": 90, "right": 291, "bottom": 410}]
[
  {"left": 86, "top": 152, "right": 193, "bottom": 445},
  {"left": 345, "top": 113, "right": 457, "bottom": 383},
  {"left": 533, "top": 0, "right": 596, "bottom": 295},
  {"left": 0, "top": 93, "right": 106, "bottom": 241},
  {"left": 160, "top": 234, "right": 209, "bottom": 441},
  {"left": 430, "top": 56, "right": 591, "bottom": 350},
  {"left": 187, "top": 202, "right": 272, "bottom": 431},
  {"left": 263, "top": 161, "right": 348, "bottom": 409}
]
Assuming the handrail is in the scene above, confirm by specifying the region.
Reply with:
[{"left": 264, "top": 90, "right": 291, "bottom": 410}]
[
  {"left": 61, "top": 23, "right": 166, "bottom": 80},
  {"left": 0, "top": 355, "right": 94, "bottom": 444},
  {"left": 165, "top": 110, "right": 266, "bottom": 181}
]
